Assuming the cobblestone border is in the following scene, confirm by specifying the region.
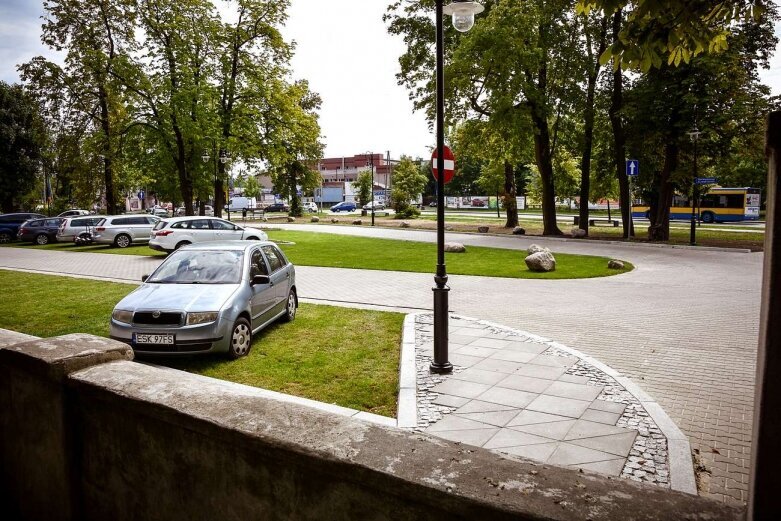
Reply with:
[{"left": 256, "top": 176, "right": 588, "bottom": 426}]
[{"left": 402, "top": 312, "right": 697, "bottom": 495}]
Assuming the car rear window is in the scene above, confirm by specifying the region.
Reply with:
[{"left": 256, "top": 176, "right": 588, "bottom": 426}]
[
  {"left": 153, "top": 221, "right": 168, "bottom": 230},
  {"left": 27, "top": 220, "right": 43, "bottom": 226},
  {"left": 96, "top": 218, "right": 107, "bottom": 226},
  {"left": 72, "top": 217, "right": 102, "bottom": 227}
]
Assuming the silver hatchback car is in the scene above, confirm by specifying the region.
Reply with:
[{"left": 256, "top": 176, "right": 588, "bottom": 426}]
[{"left": 110, "top": 241, "right": 297, "bottom": 358}]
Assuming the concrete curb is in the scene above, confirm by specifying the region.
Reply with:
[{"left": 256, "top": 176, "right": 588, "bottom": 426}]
[
  {"left": 440, "top": 313, "right": 698, "bottom": 496},
  {"left": 396, "top": 314, "right": 418, "bottom": 428}
]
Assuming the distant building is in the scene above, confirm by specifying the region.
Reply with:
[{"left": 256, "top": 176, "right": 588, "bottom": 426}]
[{"left": 315, "top": 153, "right": 396, "bottom": 205}]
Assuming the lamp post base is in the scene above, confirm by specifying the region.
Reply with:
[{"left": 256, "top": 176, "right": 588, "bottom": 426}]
[{"left": 430, "top": 284, "right": 453, "bottom": 374}]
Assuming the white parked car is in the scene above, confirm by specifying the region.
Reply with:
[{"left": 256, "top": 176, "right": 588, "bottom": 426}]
[
  {"left": 302, "top": 202, "right": 318, "bottom": 213},
  {"left": 93, "top": 215, "right": 161, "bottom": 248},
  {"left": 57, "top": 209, "right": 90, "bottom": 218},
  {"left": 149, "top": 216, "right": 268, "bottom": 252}
]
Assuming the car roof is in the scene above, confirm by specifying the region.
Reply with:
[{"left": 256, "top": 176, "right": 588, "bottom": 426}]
[
  {"left": 159, "top": 216, "right": 225, "bottom": 222},
  {"left": 179, "top": 240, "right": 276, "bottom": 252}
]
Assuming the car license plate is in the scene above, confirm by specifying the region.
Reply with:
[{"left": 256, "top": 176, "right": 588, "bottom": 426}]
[{"left": 133, "top": 333, "right": 175, "bottom": 345}]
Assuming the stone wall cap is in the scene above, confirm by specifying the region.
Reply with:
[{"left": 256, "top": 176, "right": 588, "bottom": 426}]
[{"left": 0, "top": 334, "right": 133, "bottom": 381}]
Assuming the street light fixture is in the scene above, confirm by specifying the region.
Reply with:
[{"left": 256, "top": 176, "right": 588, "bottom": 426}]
[
  {"left": 430, "top": 1, "right": 483, "bottom": 375},
  {"left": 687, "top": 126, "right": 703, "bottom": 246},
  {"left": 202, "top": 138, "right": 231, "bottom": 217}
]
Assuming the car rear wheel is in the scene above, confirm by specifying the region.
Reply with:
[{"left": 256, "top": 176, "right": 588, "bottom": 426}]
[
  {"left": 35, "top": 233, "right": 49, "bottom": 245},
  {"left": 227, "top": 318, "right": 252, "bottom": 359},
  {"left": 175, "top": 241, "right": 191, "bottom": 250},
  {"left": 281, "top": 288, "right": 297, "bottom": 323},
  {"left": 114, "top": 233, "right": 131, "bottom": 248}
]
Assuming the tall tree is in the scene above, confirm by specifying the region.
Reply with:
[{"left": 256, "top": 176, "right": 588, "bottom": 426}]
[{"left": 0, "top": 82, "right": 46, "bottom": 212}]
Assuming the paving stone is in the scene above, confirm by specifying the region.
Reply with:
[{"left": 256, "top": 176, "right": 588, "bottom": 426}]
[
  {"left": 432, "top": 428, "right": 499, "bottom": 447},
  {"left": 425, "top": 415, "right": 495, "bottom": 433},
  {"left": 450, "top": 334, "right": 478, "bottom": 345},
  {"left": 506, "top": 410, "right": 573, "bottom": 427},
  {"left": 453, "top": 344, "right": 503, "bottom": 358},
  {"left": 451, "top": 327, "right": 496, "bottom": 338},
  {"left": 527, "top": 354, "right": 578, "bottom": 369},
  {"left": 450, "top": 368, "right": 509, "bottom": 386},
  {"left": 469, "top": 337, "right": 513, "bottom": 349},
  {"left": 547, "top": 443, "right": 621, "bottom": 466},
  {"left": 488, "top": 350, "right": 539, "bottom": 364},
  {"left": 564, "top": 420, "right": 630, "bottom": 441},
  {"left": 457, "top": 410, "right": 520, "bottom": 428},
  {"left": 543, "top": 381, "right": 604, "bottom": 401},
  {"left": 432, "top": 394, "right": 469, "bottom": 408},
  {"left": 568, "top": 431, "right": 638, "bottom": 457},
  {"left": 472, "top": 358, "right": 523, "bottom": 374},
  {"left": 588, "top": 400, "right": 628, "bottom": 415},
  {"left": 449, "top": 353, "right": 483, "bottom": 368},
  {"left": 526, "top": 394, "right": 592, "bottom": 418},
  {"left": 558, "top": 374, "right": 591, "bottom": 385},
  {"left": 496, "top": 374, "right": 553, "bottom": 394},
  {"left": 510, "top": 420, "right": 576, "bottom": 441},
  {"left": 514, "top": 364, "right": 567, "bottom": 380},
  {"left": 569, "top": 458, "right": 626, "bottom": 477},
  {"left": 430, "top": 379, "right": 491, "bottom": 399},
  {"left": 496, "top": 442, "right": 559, "bottom": 463},
  {"left": 484, "top": 428, "right": 552, "bottom": 449},
  {"left": 456, "top": 400, "right": 516, "bottom": 414},
  {"left": 476, "top": 387, "right": 537, "bottom": 408},
  {"left": 503, "top": 341, "right": 548, "bottom": 355},
  {"left": 580, "top": 408, "right": 622, "bottom": 425}
]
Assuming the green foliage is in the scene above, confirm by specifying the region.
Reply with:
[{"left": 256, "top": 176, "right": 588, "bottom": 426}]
[
  {"left": 353, "top": 170, "right": 373, "bottom": 208},
  {"left": 394, "top": 206, "right": 421, "bottom": 219},
  {"left": 0, "top": 82, "right": 46, "bottom": 212},
  {"left": 391, "top": 156, "right": 427, "bottom": 214},
  {"left": 243, "top": 175, "right": 261, "bottom": 199}
]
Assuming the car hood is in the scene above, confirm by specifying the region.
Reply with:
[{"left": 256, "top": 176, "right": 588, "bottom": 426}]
[{"left": 117, "top": 283, "right": 241, "bottom": 312}]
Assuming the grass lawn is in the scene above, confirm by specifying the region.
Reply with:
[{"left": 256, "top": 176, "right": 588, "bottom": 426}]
[
  {"left": 2, "top": 230, "right": 633, "bottom": 279},
  {"left": 266, "top": 230, "right": 633, "bottom": 279},
  {"left": 0, "top": 269, "right": 403, "bottom": 417}
]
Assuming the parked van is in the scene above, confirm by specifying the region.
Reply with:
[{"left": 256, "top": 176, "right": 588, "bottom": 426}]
[{"left": 226, "top": 196, "right": 257, "bottom": 212}]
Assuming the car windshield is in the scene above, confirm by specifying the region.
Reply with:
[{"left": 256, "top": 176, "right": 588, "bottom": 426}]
[{"left": 148, "top": 250, "right": 244, "bottom": 284}]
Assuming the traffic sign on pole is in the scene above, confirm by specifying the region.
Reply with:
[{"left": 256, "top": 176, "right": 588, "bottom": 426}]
[
  {"left": 138, "top": 190, "right": 145, "bottom": 200},
  {"left": 432, "top": 146, "right": 455, "bottom": 184},
  {"left": 626, "top": 159, "right": 639, "bottom": 177}
]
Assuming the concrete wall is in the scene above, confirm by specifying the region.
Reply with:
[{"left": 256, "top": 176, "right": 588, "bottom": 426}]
[{"left": 1, "top": 334, "right": 743, "bottom": 521}]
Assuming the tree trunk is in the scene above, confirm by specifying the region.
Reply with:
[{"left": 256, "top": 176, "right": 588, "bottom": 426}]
[
  {"left": 97, "top": 85, "right": 116, "bottom": 215},
  {"left": 648, "top": 142, "right": 678, "bottom": 241},
  {"left": 215, "top": 152, "right": 226, "bottom": 218},
  {"left": 609, "top": 10, "right": 633, "bottom": 239},
  {"left": 503, "top": 160, "right": 519, "bottom": 227},
  {"left": 531, "top": 114, "right": 562, "bottom": 235}
]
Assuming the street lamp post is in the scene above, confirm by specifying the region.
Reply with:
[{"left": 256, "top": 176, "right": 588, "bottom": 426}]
[
  {"left": 202, "top": 138, "right": 231, "bottom": 217},
  {"left": 430, "top": 1, "right": 484, "bottom": 375},
  {"left": 687, "top": 126, "right": 702, "bottom": 246},
  {"left": 367, "top": 152, "right": 375, "bottom": 226}
]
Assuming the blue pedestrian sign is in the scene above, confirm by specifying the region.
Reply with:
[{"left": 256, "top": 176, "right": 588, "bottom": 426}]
[
  {"left": 695, "top": 177, "right": 717, "bottom": 185},
  {"left": 626, "top": 159, "right": 639, "bottom": 177},
  {"left": 137, "top": 190, "right": 145, "bottom": 200}
]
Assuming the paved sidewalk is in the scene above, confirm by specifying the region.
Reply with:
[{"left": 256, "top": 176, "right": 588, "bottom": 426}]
[
  {"left": 412, "top": 314, "right": 693, "bottom": 491},
  {"left": 0, "top": 236, "right": 763, "bottom": 503}
]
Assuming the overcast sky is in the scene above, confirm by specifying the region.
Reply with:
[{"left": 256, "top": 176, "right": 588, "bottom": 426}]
[{"left": 1, "top": 0, "right": 780, "bottom": 161}]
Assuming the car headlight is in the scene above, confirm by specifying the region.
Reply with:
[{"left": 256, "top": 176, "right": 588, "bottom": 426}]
[
  {"left": 186, "top": 312, "right": 219, "bottom": 325},
  {"left": 112, "top": 309, "right": 134, "bottom": 324}
]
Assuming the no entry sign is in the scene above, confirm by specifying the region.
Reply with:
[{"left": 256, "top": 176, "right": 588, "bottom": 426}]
[{"left": 431, "top": 146, "right": 455, "bottom": 184}]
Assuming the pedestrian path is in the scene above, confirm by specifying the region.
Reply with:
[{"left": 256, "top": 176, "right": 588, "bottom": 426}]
[{"left": 413, "top": 314, "right": 694, "bottom": 493}]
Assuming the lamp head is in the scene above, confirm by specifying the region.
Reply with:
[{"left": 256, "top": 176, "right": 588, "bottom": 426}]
[
  {"left": 443, "top": 1, "right": 484, "bottom": 33},
  {"left": 201, "top": 151, "right": 210, "bottom": 163}
]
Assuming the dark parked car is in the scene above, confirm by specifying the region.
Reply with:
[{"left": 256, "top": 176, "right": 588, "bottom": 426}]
[
  {"left": 0, "top": 213, "right": 46, "bottom": 243},
  {"left": 330, "top": 202, "right": 356, "bottom": 213},
  {"left": 264, "top": 202, "right": 290, "bottom": 213},
  {"left": 471, "top": 199, "right": 486, "bottom": 207},
  {"left": 17, "top": 218, "right": 65, "bottom": 245}
]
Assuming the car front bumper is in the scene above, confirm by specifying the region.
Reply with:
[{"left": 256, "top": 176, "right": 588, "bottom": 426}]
[{"left": 110, "top": 317, "right": 231, "bottom": 355}]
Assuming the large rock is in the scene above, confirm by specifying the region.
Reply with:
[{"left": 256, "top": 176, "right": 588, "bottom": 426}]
[
  {"left": 571, "top": 228, "right": 586, "bottom": 238},
  {"left": 352, "top": 219, "right": 362, "bottom": 225},
  {"left": 444, "top": 242, "right": 466, "bottom": 253},
  {"left": 478, "top": 226, "right": 489, "bottom": 233},
  {"left": 527, "top": 244, "right": 551, "bottom": 255},
  {"left": 512, "top": 227, "right": 526, "bottom": 235},
  {"left": 400, "top": 221, "right": 410, "bottom": 228},
  {"left": 525, "top": 251, "right": 556, "bottom": 272},
  {"left": 310, "top": 216, "right": 320, "bottom": 223},
  {"left": 331, "top": 218, "right": 340, "bottom": 223},
  {"left": 287, "top": 216, "right": 296, "bottom": 223},
  {"left": 608, "top": 259, "right": 625, "bottom": 270}
]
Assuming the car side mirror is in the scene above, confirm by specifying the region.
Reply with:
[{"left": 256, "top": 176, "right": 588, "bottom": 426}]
[
  {"left": 251, "top": 275, "right": 270, "bottom": 286},
  {"left": 141, "top": 274, "right": 149, "bottom": 282}
]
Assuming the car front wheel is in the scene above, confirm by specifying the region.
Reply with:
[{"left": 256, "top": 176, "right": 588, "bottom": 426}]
[
  {"left": 228, "top": 317, "right": 252, "bottom": 359},
  {"left": 115, "top": 234, "right": 131, "bottom": 248},
  {"left": 0, "top": 232, "right": 10, "bottom": 243},
  {"left": 281, "top": 288, "right": 297, "bottom": 323}
]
